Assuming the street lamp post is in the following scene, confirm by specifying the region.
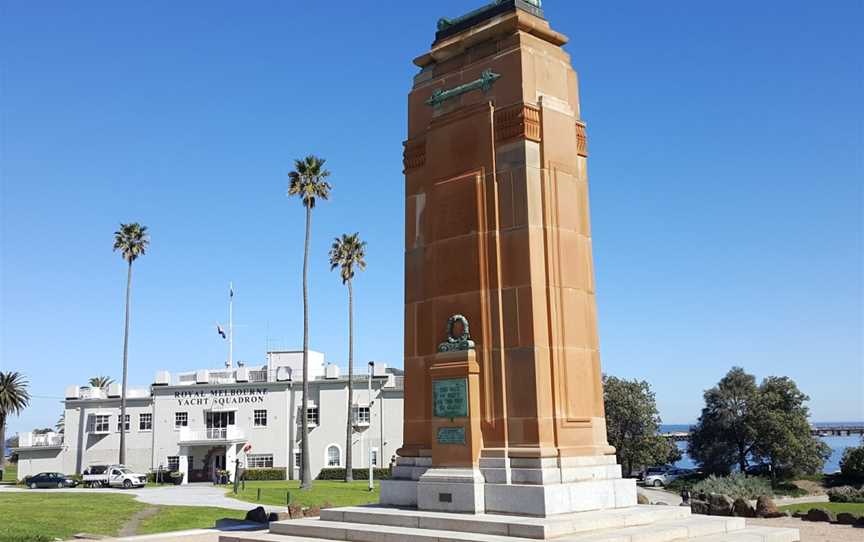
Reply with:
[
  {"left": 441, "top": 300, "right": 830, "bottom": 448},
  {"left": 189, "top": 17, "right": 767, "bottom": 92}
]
[{"left": 368, "top": 361, "right": 374, "bottom": 492}]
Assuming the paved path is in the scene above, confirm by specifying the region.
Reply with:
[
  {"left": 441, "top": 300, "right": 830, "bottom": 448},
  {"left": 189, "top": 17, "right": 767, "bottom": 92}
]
[
  {"left": 0, "top": 483, "right": 284, "bottom": 513},
  {"left": 638, "top": 486, "right": 684, "bottom": 505}
]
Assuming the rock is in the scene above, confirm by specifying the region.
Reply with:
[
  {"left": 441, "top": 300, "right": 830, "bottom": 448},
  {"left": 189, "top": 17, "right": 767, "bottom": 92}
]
[
  {"left": 637, "top": 493, "right": 650, "bottom": 505},
  {"left": 835, "top": 512, "right": 858, "bottom": 525},
  {"left": 288, "top": 503, "right": 303, "bottom": 519},
  {"left": 268, "top": 511, "right": 291, "bottom": 522},
  {"left": 707, "top": 493, "right": 734, "bottom": 516},
  {"left": 804, "top": 508, "right": 835, "bottom": 523},
  {"left": 244, "top": 506, "right": 269, "bottom": 523},
  {"left": 304, "top": 505, "right": 321, "bottom": 518},
  {"left": 855, "top": 515, "right": 864, "bottom": 528},
  {"left": 690, "top": 500, "right": 710, "bottom": 515},
  {"left": 755, "top": 495, "right": 783, "bottom": 518},
  {"left": 733, "top": 498, "right": 756, "bottom": 518}
]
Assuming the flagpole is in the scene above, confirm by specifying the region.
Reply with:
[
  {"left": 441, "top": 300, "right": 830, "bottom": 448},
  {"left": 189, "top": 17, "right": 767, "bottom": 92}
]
[{"left": 228, "top": 282, "right": 234, "bottom": 369}]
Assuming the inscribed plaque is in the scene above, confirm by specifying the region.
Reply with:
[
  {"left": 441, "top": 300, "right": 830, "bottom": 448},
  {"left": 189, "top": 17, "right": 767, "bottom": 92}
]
[
  {"left": 437, "top": 426, "right": 466, "bottom": 445},
  {"left": 433, "top": 378, "right": 468, "bottom": 418}
]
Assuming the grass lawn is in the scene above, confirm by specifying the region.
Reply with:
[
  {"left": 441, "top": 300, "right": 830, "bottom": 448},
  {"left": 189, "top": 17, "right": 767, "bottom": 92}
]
[
  {"left": 0, "top": 493, "right": 146, "bottom": 542},
  {"left": 0, "top": 464, "right": 17, "bottom": 485},
  {"left": 228, "top": 480, "right": 380, "bottom": 508},
  {"left": 0, "top": 493, "right": 249, "bottom": 542},
  {"left": 137, "top": 505, "right": 246, "bottom": 535},
  {"left": 779, "top": 501, "right": 864, "bottom": 515}
]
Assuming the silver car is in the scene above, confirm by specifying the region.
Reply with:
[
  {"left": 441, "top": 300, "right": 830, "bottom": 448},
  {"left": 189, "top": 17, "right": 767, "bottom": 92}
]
[{"left": 643, "top": 468, "right": 691, "bottom": 487}]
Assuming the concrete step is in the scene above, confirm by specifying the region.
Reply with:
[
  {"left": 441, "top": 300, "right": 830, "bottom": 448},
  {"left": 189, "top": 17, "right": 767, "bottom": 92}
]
[
  {"left": 684, "top": 525, "right": 800, "bottom": 542},
  {"left": 263, "top": 515, "right": 742, "bottom": 542},
  {"left": 319, "top": 505, "right": 691, "bottom": 539},
  {"left": 559, "top": 516, "right": 744, "bottom": 541}
]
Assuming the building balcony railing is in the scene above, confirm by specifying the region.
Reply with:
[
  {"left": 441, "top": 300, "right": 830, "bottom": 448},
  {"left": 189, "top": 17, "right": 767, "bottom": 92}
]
[
  {"left": 178, "top": 426, "right": 245, "bottom": 443},
  {"left": 18, "top": 432, "right": 64, "bottom": 448}
]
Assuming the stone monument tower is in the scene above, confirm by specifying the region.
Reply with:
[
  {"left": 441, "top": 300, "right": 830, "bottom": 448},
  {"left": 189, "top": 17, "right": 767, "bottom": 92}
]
[{"left": 382, "top": 0, "right": 635, "bottom": 516}]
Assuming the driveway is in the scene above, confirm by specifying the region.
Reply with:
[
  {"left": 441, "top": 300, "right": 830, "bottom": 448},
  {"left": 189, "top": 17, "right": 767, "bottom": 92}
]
[{"left": 0, "top": 483, "right": 282, "bottom": 513}]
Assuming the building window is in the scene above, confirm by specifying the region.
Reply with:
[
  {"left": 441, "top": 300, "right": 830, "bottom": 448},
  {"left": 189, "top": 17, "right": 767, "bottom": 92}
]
[
  {"left": 254, "top": 409, "right": 267, "bottom": 427},
  {"left": 247, "top": 454, "right": 274, "bottom": 468},
  {"left": 92, "top": 414, "right": 110, "bottom": 434},
  {"left": 139, "top": 413, "right": 152, "bottom": 431},
  {"left": 167, "top": 456, "right": 180, "bottom": 471},
  {"left": 175, "top": 412, "right": 188, "bottom": 428},
  {"left": 293, "top": 450, "right": 301, "bottom": 469},
  {"left": 306, "top": 407, "right": 319, "bottom": 427},
  {"left": 117, "top": 414, "right": 130, "bottom": 432},
  {"left": 371, "top": 449, "right": 378, "bottom": 467},
  {"left": 326, "top": 445, "right": 341, "bottom": 467},
  {"left": 353, "top": 406, "right": 370, "bottom": 425}
]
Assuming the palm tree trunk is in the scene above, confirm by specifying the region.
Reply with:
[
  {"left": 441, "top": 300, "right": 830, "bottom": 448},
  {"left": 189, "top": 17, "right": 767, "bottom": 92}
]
[
  {"left": 0, "top": 415, "right": 6, "bottom": 471},
  {"left": 344, "top": 280, "right": 354, "bottom": 482},
  {"left": 300, "top": 206, "right": 312, "bottom": 490},
  {"left": 119, "top": 260, "right": 132, "bottom": 465}
]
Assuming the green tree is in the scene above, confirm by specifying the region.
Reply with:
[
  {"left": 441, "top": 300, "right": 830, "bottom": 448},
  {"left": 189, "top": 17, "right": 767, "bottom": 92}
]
[
  {"left": 689, "top": 367, "right": 758, "bottom": 474},
  {"left": 88, "top": 376, "right": 114, "bottom": 389},
  {"left": 840, "top": 442, "right": 864, "bottom": 481},
  {"left": 55, "top": 413, "right": 65, "bottom": 435},
  {"left": 113, "top": 222, "right": 150, "bottom": 465},
  {"left": 0, "top": 372, "right": 31, "bottom": 470},
  {"left": 329, "top": 233, "right": 368, "bottom": 483},
  {"left": 288, "top": 155, "right": 331, "bottom": 490},
  {"left": 603, "top": 375, "right": 681, "bottom": 476},
  {"left": 750, "top": 376, "right": 830, "bottom": 477}
]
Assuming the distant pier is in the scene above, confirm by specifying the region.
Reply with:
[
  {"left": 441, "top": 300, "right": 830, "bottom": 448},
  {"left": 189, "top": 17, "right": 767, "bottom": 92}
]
[{"left": 661, "top": 424, "right": 864, "bottom": 441}]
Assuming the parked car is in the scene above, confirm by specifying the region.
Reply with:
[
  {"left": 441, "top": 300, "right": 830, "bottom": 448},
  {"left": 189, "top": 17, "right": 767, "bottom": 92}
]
[
  {"left": 643, "top": 468, "right": 693, "bottom": 487},
  {"left": 25, "top": 472, "right": 78, "bottom": 489},
  {"left": 82, "top": 464, "right": 147, "bottom": 489},
  {"left": 638, "top": 465, "right": 673, "bottom": 481},
  {"left": 745, "top": 463, "right": 774, "bottom": 477}
]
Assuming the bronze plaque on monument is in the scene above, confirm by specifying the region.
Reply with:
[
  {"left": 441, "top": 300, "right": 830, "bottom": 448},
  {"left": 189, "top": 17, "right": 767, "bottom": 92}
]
[
  {"left": 433, "top": 378, "right": 468, "bottom": 418},
  {"left": 436, "top": 426, "right": 466, "bottom": 445}
]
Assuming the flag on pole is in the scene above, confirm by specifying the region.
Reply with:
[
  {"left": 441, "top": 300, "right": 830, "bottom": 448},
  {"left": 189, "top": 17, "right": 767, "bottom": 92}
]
[
  {"left": 217, "top": 324, "right": 226, "bottom": 339},
  {"left": 229, "top": 284, "right": 234, "bottom": 299}
]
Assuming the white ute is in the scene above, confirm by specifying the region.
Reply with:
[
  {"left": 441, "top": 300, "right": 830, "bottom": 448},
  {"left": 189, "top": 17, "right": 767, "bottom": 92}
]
[{"left": 82, "top": 464, "right": 147, "bottom": 489}]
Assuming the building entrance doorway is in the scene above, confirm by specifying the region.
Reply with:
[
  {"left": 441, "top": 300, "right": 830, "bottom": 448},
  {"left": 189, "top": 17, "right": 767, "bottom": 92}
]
[{"left": 209, "top": 450, "right": 227, "bottom": 483}]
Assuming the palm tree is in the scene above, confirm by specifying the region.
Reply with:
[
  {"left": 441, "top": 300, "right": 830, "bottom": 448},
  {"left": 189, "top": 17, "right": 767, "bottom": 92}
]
[
  {"left": 113, "top": 222, "right": 150, "bottom": 465},
  {"left": 89, "top": 376, "right": 114, "bottom": 389},
  {"left": 288, "top": 155, "right": 331, "bottom": 490},
  {"left": 0, "top": 372, "right": 31, "bottom": 471},
  {"left": 329, "top": 233, "right": 367, "bottom": 483}
]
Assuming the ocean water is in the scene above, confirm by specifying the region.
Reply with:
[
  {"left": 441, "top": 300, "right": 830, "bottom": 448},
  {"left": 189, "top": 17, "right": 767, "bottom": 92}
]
[{"left": 659, "top": 423, "right": 862, "bottom": 473}]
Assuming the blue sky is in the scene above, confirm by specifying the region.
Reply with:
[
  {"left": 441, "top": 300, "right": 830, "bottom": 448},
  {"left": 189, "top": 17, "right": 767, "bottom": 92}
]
[{"left": 1, "top": 0, "right": 861, "bottom": 436}]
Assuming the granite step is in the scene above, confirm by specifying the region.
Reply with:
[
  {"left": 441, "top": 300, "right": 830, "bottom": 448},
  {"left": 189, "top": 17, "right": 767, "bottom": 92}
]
[
  {"left": 684, "top": 526, "right": 800, "bottom": 542},
  {"left": 319, "top": 505, "right": 691, "bottom": 539},
  {"left": 260, "top": 515, "right": 743, "bottom": 542}
]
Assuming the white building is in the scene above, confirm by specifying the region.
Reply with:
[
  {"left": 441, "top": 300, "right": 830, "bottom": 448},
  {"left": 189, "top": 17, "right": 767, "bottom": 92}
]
[{"left": 14, "top": 351, "right": 404, "bottom": 483}]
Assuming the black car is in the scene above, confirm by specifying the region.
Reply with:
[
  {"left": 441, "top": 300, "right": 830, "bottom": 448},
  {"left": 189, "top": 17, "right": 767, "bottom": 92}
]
[{"left": 25, "top": 472, "right": 78, "bottom": 489}]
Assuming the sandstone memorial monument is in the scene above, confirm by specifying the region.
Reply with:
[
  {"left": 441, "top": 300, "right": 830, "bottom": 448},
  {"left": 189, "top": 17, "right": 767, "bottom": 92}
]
[{"left": 225, "top": 2, "right": 799, "bottom": 540}]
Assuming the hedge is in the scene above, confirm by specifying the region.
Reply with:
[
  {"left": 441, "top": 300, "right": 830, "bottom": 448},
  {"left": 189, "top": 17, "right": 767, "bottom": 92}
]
[
  {"left": 827, "top": 485, "right": 864, "bottom": 503},
  {"left": 316, "top": 468, "right": 391, "bottom": 481},
  {"left": 243, "top": 468, "right": 287, "bottom": 480}
]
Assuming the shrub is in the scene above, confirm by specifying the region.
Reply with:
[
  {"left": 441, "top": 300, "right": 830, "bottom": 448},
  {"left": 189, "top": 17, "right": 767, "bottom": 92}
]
[
  {"left": 315, "top": 468, "right": 391, "bottom": 481},
  {"left": 840, "top": 446, "right": 864, "bottom": 481},
  {"left": 692, "top": 473, "right": 773, "bottom": 500},
  {"left": 243, "top": 468, "right": 287, "bottom": 481},
  {"left": 827, "top": 485, "right": 864, "bottom": 503}
]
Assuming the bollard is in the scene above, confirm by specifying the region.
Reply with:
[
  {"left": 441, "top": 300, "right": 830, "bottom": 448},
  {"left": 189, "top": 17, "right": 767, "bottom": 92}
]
[{"left": 257, "top": 488, "right": 262, "bottom": 501}]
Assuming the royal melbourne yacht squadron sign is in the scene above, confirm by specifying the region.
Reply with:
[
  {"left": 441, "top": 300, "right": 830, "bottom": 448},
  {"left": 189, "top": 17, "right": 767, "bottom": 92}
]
[{"left": 174, "top": 387, "right": 268, "bottom": 407}]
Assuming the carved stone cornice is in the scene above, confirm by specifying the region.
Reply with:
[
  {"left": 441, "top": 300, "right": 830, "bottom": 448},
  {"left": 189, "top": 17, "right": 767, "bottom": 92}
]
[
  {"left": 403, "top": 138, "right": 426, "bottom": 172},
  {"left": 494, "top": 103, "right": 541, "bottom": 144}
]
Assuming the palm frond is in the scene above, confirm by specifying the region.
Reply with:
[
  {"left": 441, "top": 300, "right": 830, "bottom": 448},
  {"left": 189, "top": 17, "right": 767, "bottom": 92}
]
[
  {"left": 328, "top": 232, "right": 368, "bottom": 284},
  {"left": 0, "top": 372, "right": 31, "bottom": 419},
  {"left": 113, "top": 222, "right": 150, "bottom": 263}
]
